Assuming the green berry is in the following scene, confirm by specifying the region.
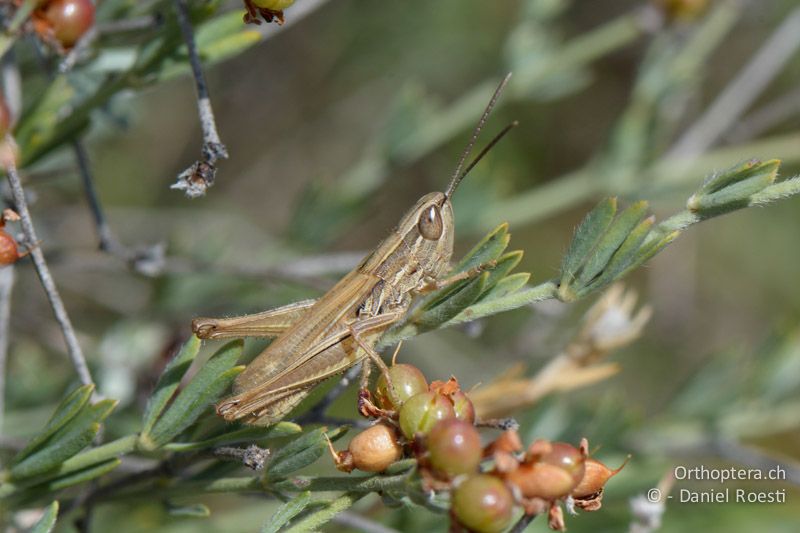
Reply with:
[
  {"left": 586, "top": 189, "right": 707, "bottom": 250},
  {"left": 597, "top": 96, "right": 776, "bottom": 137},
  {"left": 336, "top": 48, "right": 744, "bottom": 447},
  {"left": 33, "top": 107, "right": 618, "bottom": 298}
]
[
  {"left": 398, "top": 391, "right": 454, "bottom": 439},
  {"left": 375, "top": 364, "right": 428, "bottom": 409},
  {"left": 427, "top": 418, "right": 482, "bottom": 476},
  {"left": 452, "top": 474, "right": 514, "bottom": 533}
]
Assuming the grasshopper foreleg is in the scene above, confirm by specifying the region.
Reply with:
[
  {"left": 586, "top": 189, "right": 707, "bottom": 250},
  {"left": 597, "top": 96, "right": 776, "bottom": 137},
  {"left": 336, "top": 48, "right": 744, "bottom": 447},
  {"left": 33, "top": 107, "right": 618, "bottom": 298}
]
[
  {"left": 417, "top": 260, "right": 497, "bottom": 294},
  {"left": 347, "top": 311, "right": 404, "bottom": 412}
]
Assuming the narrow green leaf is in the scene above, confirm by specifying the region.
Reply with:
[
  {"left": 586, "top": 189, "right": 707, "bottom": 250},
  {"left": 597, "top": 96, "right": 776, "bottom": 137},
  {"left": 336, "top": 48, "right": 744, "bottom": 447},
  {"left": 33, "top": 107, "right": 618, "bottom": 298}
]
[
  {"left": 30, "top": 501, "right": 59, "bottom": 533},
  {"left": 261, "top": 492, "right": 313, "bottom": 533},
  {"left": 694, "top": 159, "right": 779, "bottom": 197},
  {"left": 46, "top": 459, "right": 120, "bottom": 492},
  {"left": 413, "top": 223, "right": 510, "bottom": 314},
  {"left": 580, "top": 216, "right": 655, "bottom": 296},
  {"left": 688, "top": 172, "right": 776, "bottom": 213},
  {"left": 142, "top": 335, "right": 202, "bottom": 435},
  {"left": 481, "top": 250, "right": 523, "bottom": 293},
  {"left": 166, "top": 502, "right": 211, "bottom": 518},
  {"left": 145, "top": 341, "right": 244, "bottom": 447},
  {"left": 11, "top": 400, "right": 116, "bottom": 480},
  {"left": 454, "top": 223, "right": 510, "bottom": 273},
  {"left": 164, "top": 422, "right": 302, "bottom": 452},
  {"left": 559, "top": 197, "right": 617, "bottom": 288},
  {"left": 284, "top": 493, "right": 357, "bottom": 533},
  {"left": 14, "top": 385, "right": 94, "bottom": 463},
  {"left": 575, "top": 200, "right": 648, "bottom": 286},
  {"left": 267, "top": 428, "right": 333, "bottom": 479},
  {"left": 620, "top": 230, "right": 681, "bottom": 278},
  {"left": 414, "top": 272, "right": 488, "bottom": 329},
  {"left": 476, "top": 272, "right": 531, "bottom": 303}
]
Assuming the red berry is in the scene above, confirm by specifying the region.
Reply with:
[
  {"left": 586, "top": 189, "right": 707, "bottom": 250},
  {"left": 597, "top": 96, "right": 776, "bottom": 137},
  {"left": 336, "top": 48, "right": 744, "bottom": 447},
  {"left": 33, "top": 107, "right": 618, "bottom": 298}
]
[
  {"left": 0, "top": 230, "right": 21, "bottom": 265},
  {"left": 43, "top": 0, "right": 95, "bottom": 48},
  {"left": 427, "top": 418, "right": 482, "bottom": 476},
  {"left": 452, "top": 474, "right": 514, "bottom": 533},
  {"left": 398, "top": 391, "right": 455, "bottom": 439}
]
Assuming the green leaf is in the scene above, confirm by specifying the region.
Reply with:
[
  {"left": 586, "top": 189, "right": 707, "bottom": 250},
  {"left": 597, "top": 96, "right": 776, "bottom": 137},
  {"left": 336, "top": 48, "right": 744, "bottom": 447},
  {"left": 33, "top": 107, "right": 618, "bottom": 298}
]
[
  {"left": 693, "top": 159, "right": 779, "bottom": 197},
  {"left": 143, "top": 340, "right": 244, "bottom": 448},
  {"left": 267, "top": 427, "right": 342, "bottom": 479},
  {"left": 45, "top": 459, "right": 121, "bottom": 492},
  {"left": 579, "top": 215, "right": 655, "bottom": 296},
  {"left": 142, "top": 335, "right": 202, "bottom": 435},
  {"left": 166, "top": 502, "right": 211, "bottom": 518},
  {"left": 11, "top": 400, "right": 117, "bottom": 480},
  {"left": 476, "top": 272, "right": 531, "bottom": 302},
  {"left": 30, "top": 501, "right": 59, "bottom": 533},
  {"left": 14, "top": 385, "right": 94, "bottom": 463},
  {"left": 688, "top": 172, "right": 776, "bottom": 214},
  {"left": 481, "top": 250, "right": 524, "bottom": 293},
  {"left": 284, "top": 493, "right": 357, "bottom": 533},
  {"left": 575, "top": 200, "right": 648, "bottom": 287},
  {"left": 164, "top": 422, "right": 302, "bottom": 452},
  {"left": 453, "top": 223, "right": 510, "bottom": 273},
  {"left": 414, "top": 272, "right": 488, "bottom": 329},
  {"left": 621, "top": 230, "right": 681, "bottom": 277},
  {"left": 261, "top": 492, "right": 313, "bottom": 533},
  {"left": 559, "top": 197, "right": 617, "bottom": 288}
]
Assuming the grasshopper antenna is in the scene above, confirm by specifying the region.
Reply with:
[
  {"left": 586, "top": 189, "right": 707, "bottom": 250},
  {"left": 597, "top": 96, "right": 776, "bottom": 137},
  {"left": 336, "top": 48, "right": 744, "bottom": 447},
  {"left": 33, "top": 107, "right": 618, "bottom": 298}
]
[
  {"left": 445, "top": 72, "right": 513, "bottom": 199},
  {"left": 457, "top": 121, "right": 518, "bottom": 184}
]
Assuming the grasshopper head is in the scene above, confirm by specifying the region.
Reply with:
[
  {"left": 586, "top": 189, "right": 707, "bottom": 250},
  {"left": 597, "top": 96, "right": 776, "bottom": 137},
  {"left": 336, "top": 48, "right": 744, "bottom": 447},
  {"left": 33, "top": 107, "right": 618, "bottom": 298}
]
[{"left": 396, "top": 191, "right": 455, "bottom": 279}]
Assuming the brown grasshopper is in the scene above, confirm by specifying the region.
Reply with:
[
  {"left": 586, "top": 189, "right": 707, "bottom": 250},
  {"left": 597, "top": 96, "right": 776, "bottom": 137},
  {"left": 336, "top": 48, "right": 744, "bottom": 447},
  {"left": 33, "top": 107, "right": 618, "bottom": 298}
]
[{"left": 192, "top": 74, "right": 515, "bottom": 426}]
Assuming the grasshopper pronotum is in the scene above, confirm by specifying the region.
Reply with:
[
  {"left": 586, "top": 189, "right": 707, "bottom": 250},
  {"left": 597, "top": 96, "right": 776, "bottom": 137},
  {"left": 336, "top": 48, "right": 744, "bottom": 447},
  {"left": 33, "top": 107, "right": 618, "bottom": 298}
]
[{"left": 192, "top": 74, "right": 515, "bottom": 426}]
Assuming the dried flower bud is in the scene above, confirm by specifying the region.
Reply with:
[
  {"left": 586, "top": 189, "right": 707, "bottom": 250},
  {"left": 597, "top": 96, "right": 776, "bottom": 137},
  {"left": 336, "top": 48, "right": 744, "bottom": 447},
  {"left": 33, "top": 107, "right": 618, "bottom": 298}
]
[
  {"left": 505, "top": 441, "right": 586, "bottom": 500},
  {"left": 571, "top": 456, "right": 629, "bottom": 511},
  {"left": 328, "top": 423, "right": 402, "bottom": 473},
  {"left": 484, "top": 429, "right": 523, "bottom": 456}
]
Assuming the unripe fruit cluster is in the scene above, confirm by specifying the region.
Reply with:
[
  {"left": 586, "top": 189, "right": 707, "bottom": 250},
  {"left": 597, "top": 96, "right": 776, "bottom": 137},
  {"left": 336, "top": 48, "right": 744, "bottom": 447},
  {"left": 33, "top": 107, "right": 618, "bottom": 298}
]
[
  {"left": 30, "top": 0, "right": 96, "bottom": 49},
  {"left": 327, "top": 362, "right": 625, "bottom": 532}
]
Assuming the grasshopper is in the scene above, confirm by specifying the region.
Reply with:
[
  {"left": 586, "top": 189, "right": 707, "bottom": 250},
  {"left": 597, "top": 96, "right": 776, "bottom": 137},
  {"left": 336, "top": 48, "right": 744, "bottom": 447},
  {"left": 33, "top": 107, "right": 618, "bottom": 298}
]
[{"left": 192, "top": 74, "right": 515, "bottom": 426}]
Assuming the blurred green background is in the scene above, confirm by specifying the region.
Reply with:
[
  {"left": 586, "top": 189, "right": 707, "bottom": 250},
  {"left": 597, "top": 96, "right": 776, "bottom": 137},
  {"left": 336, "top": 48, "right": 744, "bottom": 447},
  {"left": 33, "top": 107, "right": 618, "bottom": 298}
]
[{"left": 4, "top": 0, "right": 800, "bottom": 531}]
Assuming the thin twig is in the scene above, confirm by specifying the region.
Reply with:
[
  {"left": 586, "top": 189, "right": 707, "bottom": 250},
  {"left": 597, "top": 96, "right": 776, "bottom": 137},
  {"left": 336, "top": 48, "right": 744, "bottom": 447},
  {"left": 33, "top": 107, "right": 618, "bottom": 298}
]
[
  {"left": 72, "top": 141, "right": 127, "bottom": 257},
  {"left": 2, "top": 153, "right": 94, "bottom": 387},
  {"left": 0, "top": 265, "right": 13, "bottom": 433},
  {"left": 170, "top": 0, "right": 228, "bottom": 198},
  {"left": 509, "top": 513, "right": 537, "bottom": 533},
  {"left": 666, "top": 6, "right": 800, "bottom": 159},
  {"left": 332, "top": 511, "right": 400, "bottom": 533}
]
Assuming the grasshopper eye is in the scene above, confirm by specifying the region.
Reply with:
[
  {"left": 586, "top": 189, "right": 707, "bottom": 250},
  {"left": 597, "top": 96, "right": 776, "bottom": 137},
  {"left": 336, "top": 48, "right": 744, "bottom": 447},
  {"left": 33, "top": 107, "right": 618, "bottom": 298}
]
[{"left": 418, "top": 204, "right": 443, "bottom": 240}]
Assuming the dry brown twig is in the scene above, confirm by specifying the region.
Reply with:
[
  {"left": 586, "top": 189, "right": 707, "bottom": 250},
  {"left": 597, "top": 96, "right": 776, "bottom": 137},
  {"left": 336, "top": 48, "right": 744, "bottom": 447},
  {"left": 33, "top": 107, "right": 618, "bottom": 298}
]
[{"left": 2, "top": 136, "right": 94, "bottom": 387}]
